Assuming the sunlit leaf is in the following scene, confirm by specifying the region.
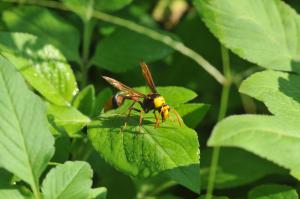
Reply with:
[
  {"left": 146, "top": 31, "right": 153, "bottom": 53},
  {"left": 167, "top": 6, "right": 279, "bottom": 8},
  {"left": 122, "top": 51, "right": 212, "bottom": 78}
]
[
  {"left": 42, "top": 161, "right": 93, "bottom": 199},
  {"left": 195, "top": 0, "right": 300, "bottom": 72},
  {"left": 0, "top": 32, "right": 78, "bottom": 106},
  {"left": 0, "top": 55, "right": 54, "bottom": 194},
  {"left": 0, "top": 189, "right": 25, "bottom": 199},
  {"left": 3, "top": 6, "right": 80, "bottom": 61}
]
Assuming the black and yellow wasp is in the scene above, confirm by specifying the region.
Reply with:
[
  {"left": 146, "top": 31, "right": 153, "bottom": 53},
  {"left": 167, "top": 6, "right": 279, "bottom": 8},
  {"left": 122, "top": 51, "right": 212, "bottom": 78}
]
[{"left": 102, "top": 62, "right": 181, "bottom": 128}]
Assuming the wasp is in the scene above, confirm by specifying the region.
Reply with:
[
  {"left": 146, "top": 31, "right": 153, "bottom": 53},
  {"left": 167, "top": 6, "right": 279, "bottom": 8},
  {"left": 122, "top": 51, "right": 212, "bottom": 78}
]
[{"left": 102, "top": 62, "right": 181, "bottom": 128}]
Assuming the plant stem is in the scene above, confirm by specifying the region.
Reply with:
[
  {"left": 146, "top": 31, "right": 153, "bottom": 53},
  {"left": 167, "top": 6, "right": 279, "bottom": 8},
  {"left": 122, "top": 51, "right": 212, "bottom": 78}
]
[
  {"left": 0, "top": 0, "right": 226, "bottom": 85},
  {"left": 205, "top": 46, "right": 231, "bottom": 199},
  {"left": 32, "top": 183, "right": 42, "bottom": 199}
]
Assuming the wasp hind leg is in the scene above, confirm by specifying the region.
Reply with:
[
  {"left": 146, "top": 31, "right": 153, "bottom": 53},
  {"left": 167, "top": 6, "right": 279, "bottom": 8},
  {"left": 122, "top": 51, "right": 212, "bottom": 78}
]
[
  {"left": 123, "top": 102, "right": 144, "bottom": 132},
  {"left": 153, "top": 111, "right": 160, "bottom": 128}
]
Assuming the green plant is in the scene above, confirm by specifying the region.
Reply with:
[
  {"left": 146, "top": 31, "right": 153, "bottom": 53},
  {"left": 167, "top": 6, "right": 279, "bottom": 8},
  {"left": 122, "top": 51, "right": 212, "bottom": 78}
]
[{"left": 0, "top": 0, "right": 300, "bottom": 199}]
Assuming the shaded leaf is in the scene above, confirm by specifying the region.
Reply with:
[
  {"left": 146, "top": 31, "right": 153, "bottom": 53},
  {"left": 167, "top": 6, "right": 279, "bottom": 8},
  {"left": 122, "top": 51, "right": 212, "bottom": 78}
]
[
  {"left": 42, "top": 161, "right": 93, "bottom": 199},
  {"left": 0, "top": 32, "right": 78, "bottom": 106},
  {"left": 3, "top": 6, "right": 80, "bottom": 61},
  {"left": 0, "top": 168, "right": 13, "bottom": 188},
  {"left": 73, "top": 85, "right": 95, "bottom": 117},
  {"left": 91, "top": 28, "right": 173, "bottom": 72},
  {"left": 0, "top": 55, "right": 54, "bottom": 193},
  {"left": 47, "top": 103, "right": 91, "bottom": 137},
  {"left": 89, "top": 187, "right": 107, "bottom": 199},
  {"left": 248, "top": 184, "right": 298, "bottom": 199},
  {"left": 209, "top": 115, "right": 300, "bottom": 178},
  {"left": 93, "top": 88, "right": 113, "bottom": 117},
  {"left": 195, "top": 0, "right": 300, "bottom": 72},
  {"left": 201, "top": 148, "right": 286, "bottom": 189},
  {"left": 88, "top": 112, "right": 200, "bottom": 193}
]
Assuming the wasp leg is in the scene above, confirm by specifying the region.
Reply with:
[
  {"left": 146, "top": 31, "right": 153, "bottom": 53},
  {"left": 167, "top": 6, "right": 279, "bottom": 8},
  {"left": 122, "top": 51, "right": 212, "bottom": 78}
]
[
  {"left": 172, "top": 108, "right": 182, "bottom": 127},
  {"left": 153, "top": 111, "right": 160, "bottom": 128}
]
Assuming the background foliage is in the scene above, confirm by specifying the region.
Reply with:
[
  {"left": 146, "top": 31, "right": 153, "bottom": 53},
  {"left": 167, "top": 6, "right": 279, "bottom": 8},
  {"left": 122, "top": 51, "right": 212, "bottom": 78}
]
[{"left": 0, "top": 0, "right": 300, "bottom": 199}]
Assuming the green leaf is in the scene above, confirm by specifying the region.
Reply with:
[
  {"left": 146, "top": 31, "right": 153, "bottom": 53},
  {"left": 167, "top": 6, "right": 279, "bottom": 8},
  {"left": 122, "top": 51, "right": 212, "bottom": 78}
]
[
  {"left": 52, "top": 137, "right": 71, "bottom": 163},
  {"left": 201, "top": 148, "right": 286, "bottom": 189},
  {"left": 93, "top": 88, "right": 113, "bottom": 117},
  {"left": 47, "top": 103, "right": 91, "bottom": 136},
  {"left": 194, "top": 0, "right": 300, "bottom": 72},
  {"left": 0, "top": 32, "right": 78, "bottom": 106},
  {"left": 73, "top": 85, "right": 95, "bottom": 117},
  {"left": 0, "top": 56, "right": 54, "bottom": 194},
  {"left": 0, "top": 189, "right": 25, "bottom": 199},
  {"left": 89, "top": 187, "right": 107, "bottom": 199},
  {"left": 240, "top": 70, "right": 300, "bottom": 120},
  {"left": 42, "top": 161, "right": 93, "bottom": 199},
  {"left": 63, "top": 0, "right": 133, "bottom": 21},
  {"left": 175, "top": 103, "right": 209, "bottom": 128},
  {"left": 88, "top": 112, "right": 200, "bottom": 193},
  {"left": 91, "top": 28, "right": 173, "bottom": 72},
  {"left": 3, "top": 6, "right": 80, "bottom": 61},
  {"left": 248, "top": 184, "right": 298, "bottom": 199},
  {"left": 0, "top": 168, "right": 13, "bottom": 188},
  {"left": 209, "top": 115, "right": 300, "bottom": 178},
  {"left": 198, "top": 196, "right": 229, "bottom": 199}
]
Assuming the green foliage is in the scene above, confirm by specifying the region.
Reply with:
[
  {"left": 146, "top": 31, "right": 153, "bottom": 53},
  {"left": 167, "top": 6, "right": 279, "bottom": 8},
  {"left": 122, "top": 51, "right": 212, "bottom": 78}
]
[
  {"left": 194, "top": 0, "right": 300, "bottom": 72},
  {"left": 91, "top": 28, "right": 174, "bottom": 72},
  {"left": 248, "top": 184, "right": 298, "bottom": 199},
  {"left": 0, "top": 55, "right": 55, "bottom": 196},
  {"left": 73, "top": 85, "right": 96, "bottom": 116},
  {"left": 0, "top": 32, "right": 78, "bottom": 106},
  {"left": 41, "top": 161, "right": 93, "bottom": 199},
  {"left": 0, "top": 189, "right": 24, "bottom": 199},
  {"left": 89, "top": 187, "right": 107, "bottom": 199}
]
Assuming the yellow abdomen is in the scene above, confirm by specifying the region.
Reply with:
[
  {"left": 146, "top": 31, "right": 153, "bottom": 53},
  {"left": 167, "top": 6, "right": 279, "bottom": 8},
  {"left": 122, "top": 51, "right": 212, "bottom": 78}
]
[{"left": 153, "top": 96, "right": 166, "bottom": 109}]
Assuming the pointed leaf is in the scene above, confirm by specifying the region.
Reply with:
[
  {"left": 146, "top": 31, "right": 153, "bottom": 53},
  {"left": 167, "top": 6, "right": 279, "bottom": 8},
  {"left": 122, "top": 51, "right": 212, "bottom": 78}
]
[
  {"left": 248, "top": 184, "right": 298, "bottom": 199},
  {"left": 89, "top": 187, "right": 107, "bottom": 199},
  {"left": 0, "top": 56, "right": 54, "bottom": 193},
  {"left": 42, "top": 161, "right": 93, "bottom": 199},
  {"left": 73, "top": 85, "right": 95, "bottom": 117},
  {"left": 0, "top": 32, "right": 78, "bottom": 106},
  {"left": 93, "top": 88, "right": 112, "bottom": 117},
  {"left": 209, "top": 115, "right": 300, "bottom": 178},
  {"left": 3, "top": 6, "right": 80, "bottom": 61},
  {"left": 88, "top": 112, "right": 200, "bottom": 193},
  {"left": 195, "top": 0, "right": 300, "bottom": 72}
]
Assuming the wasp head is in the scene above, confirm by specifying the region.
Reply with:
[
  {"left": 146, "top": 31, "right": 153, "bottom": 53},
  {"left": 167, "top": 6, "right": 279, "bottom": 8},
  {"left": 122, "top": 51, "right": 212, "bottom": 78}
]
[{"left": 160, "top": 104, "right": 170, "bottom": 122}]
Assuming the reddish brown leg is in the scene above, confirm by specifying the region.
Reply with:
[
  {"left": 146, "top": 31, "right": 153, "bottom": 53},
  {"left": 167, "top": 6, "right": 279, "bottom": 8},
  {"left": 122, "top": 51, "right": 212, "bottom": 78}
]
[
  {"left": 172, "top": 108, "right": 182, "bottom": 127},
  {"left": 139, "top": 110, "right": 144, "bottom": 132},
  {"left": 153, "top": 111, "right": 160, "bottom": 128}
]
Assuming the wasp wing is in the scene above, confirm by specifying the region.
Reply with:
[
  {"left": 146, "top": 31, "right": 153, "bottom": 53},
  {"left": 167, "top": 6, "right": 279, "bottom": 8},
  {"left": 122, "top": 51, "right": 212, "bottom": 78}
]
[
  {"left": 102, "top": 76, "right": 146, "bottom": 99},
  {"left": 140, "top": 62, "right": 158, "bottom": 93}
]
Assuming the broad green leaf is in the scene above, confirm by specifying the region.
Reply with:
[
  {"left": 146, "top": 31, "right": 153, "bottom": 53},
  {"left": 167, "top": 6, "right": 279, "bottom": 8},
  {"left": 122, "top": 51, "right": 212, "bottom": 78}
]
[
  {"left": 0, "top": 56, "right": 54, "bottom": 194},
  {"left": 248, "top": 184, "right": 298, "bottom": 199},
  {"left": 3, "top": 6, "right": 80, "bottom": 61},
  {"left": 0, "top": 189, "right": 24, "bottom": 199},
  {"left": 62, "top": 0, "right": 133, "bottom": 21},
  {"left": 93, "top": 88, "right": 112, "bottom": 117},
  {"left": 89, "top": 187, "right": 107, "bottom": 199},
  {"left": 47, "top": 103, "right": 91, "bottom": 136},
  {"left": 240, "top": 70, "right": 300, "bottom": 120},
  {"left": 201, "top": 148, "right": 286, "bottom": 189},
  {"left": 175, "top": 103, "right": 209, "bottom": 128},
  {"left": 42, "top": 161, "right": 93, "bottom": 199},
  {"left": 73, "top": 85, "right": 95, "bottom": 116},
  {"left": 209, "top": 115, "right": 300, "bottom": 178},
  {"left": 91, "top": 28, "right": 173, "bottom": 72},
  {"left": 0, "top": 32, "right": 78, "bottom": 106},
  {"left": 88, "top": 112, "right": 200, "bottom": 193},
  {"left": 195, "top": 0, "right": 300, "bottom": 72}
]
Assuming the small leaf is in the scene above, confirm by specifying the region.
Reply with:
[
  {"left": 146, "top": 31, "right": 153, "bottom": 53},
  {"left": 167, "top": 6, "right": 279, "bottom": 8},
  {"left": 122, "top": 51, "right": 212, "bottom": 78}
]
[
  {"left": 93, "top": 88, "right": 113, "bottom": 117},
  {"left": 3, "top": 6, "right": 80, "bottom": 61},
  {"left": 209, "top": 115, "right": 300, "bottom": 178},
  {"left": 195, "top": 0, "right": 300, "bottom": 72},
  {"left": 0, "top": 55, "right": 54, "bottom": 193},
  {"left": 201, "top": 148, "right": 286, "bottom": 189},
  {"left": 0, "top": 32, "right": 78, "bottom": 106},
  {"left": 47, "top": 103, "right": 91, "bottom": 136},
  {"left": 42, "top": 161, "right": 93, "bottom": 199},
  {"left": 73, "top": 85, "right": 95, "bottom": 117},
  {"left": 248, "top": 184, "right": 298, "bottom": 199},
  {"left": 88, "top": 112, "right": 200, "bottom": 193},
  {"left": 175, "top": 103, "right": 210, "bottom": 128},
  {"left": 91, "top": 28, "right": 173, "bottom": 72},
  {"left": 89, "top": 187, "right": 107, "bottom": 199},
  {"left": 0, "top": 189, "right": 25, "bottom": 199},
  {"left": 240, "top": 70, "right": 300, "bottom": 121}
]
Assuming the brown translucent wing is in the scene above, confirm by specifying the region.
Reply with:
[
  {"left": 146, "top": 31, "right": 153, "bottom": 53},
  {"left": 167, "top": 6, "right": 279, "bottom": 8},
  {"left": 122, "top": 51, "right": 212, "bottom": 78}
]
[
  {"left": 140, "top": 62, "right": 158, "bottom": 93},
  {"left": 102, "top": 76, "right": 146, "bottom": 99}
]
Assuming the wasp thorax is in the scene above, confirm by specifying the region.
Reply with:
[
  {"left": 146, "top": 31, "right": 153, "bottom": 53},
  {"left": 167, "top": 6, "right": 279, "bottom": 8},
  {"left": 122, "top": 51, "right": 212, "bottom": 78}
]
[{"left": 153, "top": 96, "right": 166, "bottom": 109}]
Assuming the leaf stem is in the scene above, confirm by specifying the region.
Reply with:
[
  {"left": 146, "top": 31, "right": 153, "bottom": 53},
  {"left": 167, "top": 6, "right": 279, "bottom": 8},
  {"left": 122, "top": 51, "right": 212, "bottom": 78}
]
[
  {"left": 205, "top": 46, "right": 231, "bottom": 199},
  {"left": 0, "top": 0, "right": 226, "bottom": 85}
]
